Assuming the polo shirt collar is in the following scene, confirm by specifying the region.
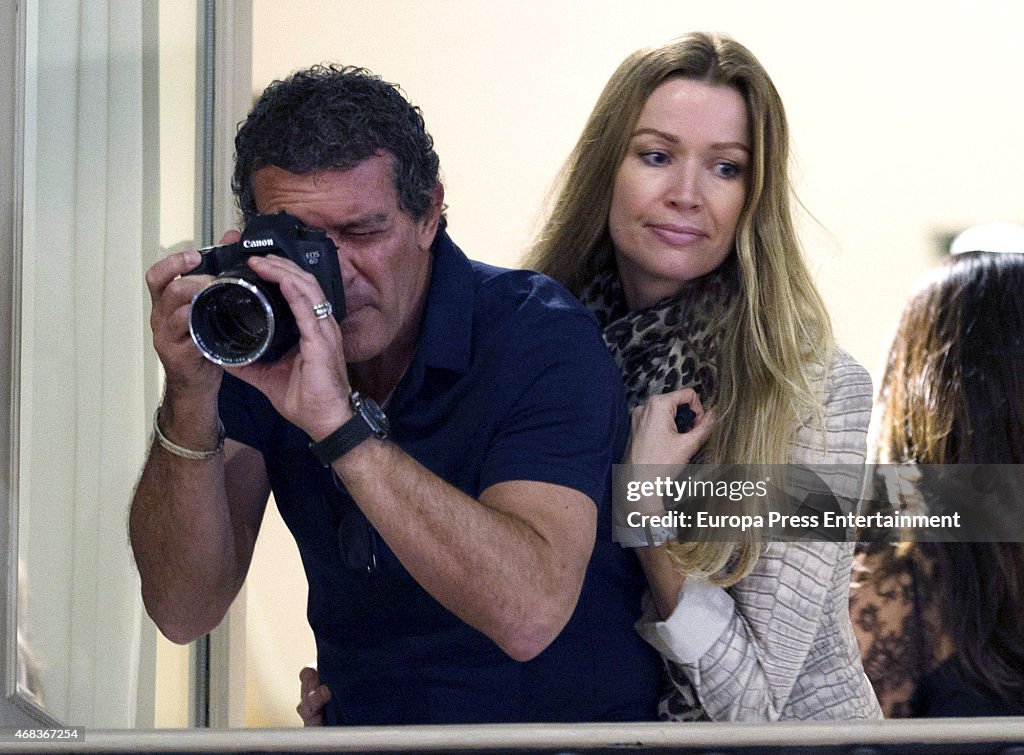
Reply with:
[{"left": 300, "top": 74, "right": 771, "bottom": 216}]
[{"left": 416, "top": 229, "right": 474, "bottom": 373}]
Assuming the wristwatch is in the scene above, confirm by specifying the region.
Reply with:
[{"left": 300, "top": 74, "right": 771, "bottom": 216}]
[{"left": 308, "top": 391, "right": 389, "bottom": 467}]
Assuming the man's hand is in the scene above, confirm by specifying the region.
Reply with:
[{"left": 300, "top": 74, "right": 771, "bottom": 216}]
[
  {"left": 227, "top": 254, "right": 352, "bottom": 442},
  {"left": 145, "top": 232, "right": 241, "bottom": 400},
  {"left": 296, "top": 666, "right": 331, "bottom": 726}
]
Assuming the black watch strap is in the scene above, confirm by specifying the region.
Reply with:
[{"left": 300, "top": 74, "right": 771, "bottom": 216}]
[
  {"left": 308, "top": 392, "right": 388, "bottom": 468},
  {"left": 309, "top": 414, "right": 375, "bottom": 468}
]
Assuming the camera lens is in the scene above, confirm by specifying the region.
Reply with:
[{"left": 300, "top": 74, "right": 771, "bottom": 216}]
[{"left": 190, "top": 277, "right": 276, "bottom": 366}]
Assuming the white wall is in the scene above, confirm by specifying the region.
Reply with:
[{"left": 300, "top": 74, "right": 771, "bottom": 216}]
[
  {"left": 250, "top": 0, "right": 1024, "bottom": 375},
  {"left": 243, "top": 0, "right": 1024, "bottom": 726}
]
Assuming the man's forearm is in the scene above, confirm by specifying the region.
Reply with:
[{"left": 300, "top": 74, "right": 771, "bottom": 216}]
[
  {"left": 130, "top": 443, "right": 240, "bottom": 642},
  {"left": 333, "top": 438, "right": 595, "bottom": 661},
  {"left": 129, "top": 396, "right": 257, "bottom": 643}
]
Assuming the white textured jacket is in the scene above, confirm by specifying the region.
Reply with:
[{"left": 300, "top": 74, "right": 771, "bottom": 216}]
[{"left": 636, "top": 347, "right": 884, "bottom": 721}]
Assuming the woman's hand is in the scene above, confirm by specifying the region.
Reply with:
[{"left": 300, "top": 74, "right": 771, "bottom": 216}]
[
  {"left": 296, "top": 665, "right": 331, "bottom": 726},
  {"left": 625, "top": 389, "right": 715, "bottom": 620},
  {"left": 625, "top": 388, "right": 714, "bottom": 466}
]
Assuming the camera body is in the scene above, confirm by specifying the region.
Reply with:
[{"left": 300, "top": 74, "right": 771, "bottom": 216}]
[{"left": 186, "top": 211, "right": 344, "bottom": 366}]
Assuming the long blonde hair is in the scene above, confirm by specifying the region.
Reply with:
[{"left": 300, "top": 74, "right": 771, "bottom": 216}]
[{"left": 525, "top": 32, "right": 834, "bottom": 584}]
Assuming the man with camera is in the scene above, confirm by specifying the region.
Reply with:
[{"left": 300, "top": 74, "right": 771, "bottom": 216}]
[{"left": 129, "top": 65, "right": 658, "bottom": 725}]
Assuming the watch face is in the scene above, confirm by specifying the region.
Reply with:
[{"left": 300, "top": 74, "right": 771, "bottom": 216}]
[
  {"left": 364, "top": 400, "right": 389, "bottom": 437},
  {"left": 353, "top": 392, "right": 389, "bottom": 438}
]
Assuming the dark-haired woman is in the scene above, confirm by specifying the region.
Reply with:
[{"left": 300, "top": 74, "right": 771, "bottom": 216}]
[{"left": 850, "top": 251, "right": 1024, "bottom": 717}]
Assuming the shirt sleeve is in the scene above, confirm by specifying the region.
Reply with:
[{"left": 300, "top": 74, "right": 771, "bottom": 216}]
[
  {"left": 217, "top": 372, "right": 281, "bottom": 455},
  {"left": 637, "top": 541, "right": 851, "bottom": 720},
  {"left": 635, "top": 348, "right": 874, "bottom": 720},
  {"left": 478, "top": 304, "right": 629, "bottom": 509}
]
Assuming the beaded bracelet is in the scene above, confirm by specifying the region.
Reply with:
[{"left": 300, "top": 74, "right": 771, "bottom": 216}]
[{"left": 153, "top": 409, "right": 225, "bottom": 460}]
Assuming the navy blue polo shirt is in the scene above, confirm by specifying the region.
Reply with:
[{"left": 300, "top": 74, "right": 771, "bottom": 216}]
[{"left": 219, "top": 232, "right": 659, "bottom": 724}]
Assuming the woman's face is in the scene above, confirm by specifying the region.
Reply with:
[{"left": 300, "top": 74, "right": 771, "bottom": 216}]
[{"left": 609, "top": 78, "right": 750, "bottom": 310}]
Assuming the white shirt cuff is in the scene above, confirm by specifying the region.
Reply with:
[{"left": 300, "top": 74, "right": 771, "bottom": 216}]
[
  {"left": 635, "top": 577, "right": 735, "bottom": 665},
  {"left": 613, "top": 524, "right": 677, "bottom": 547}
]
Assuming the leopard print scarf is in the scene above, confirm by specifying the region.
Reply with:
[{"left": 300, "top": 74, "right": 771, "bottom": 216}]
[
  {"left": 578, "top": 263, "right": 737, "bottom": 412},
  {"left": 579, "top": 262, "right": 738, "bottom": 723}
]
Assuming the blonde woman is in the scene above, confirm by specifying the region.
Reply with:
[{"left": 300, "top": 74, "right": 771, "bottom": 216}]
[{"left": 526, "top": 32, "right": 880, "bottom": 721}]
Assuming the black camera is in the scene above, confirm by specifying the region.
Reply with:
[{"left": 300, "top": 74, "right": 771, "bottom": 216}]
[{"left": 186, "top": 212, "right": 344, "bottom": 366}]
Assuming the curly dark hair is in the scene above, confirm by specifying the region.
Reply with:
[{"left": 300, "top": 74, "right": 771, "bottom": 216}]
[{"left": 232, "top": 64, "right": 443, "bottom": 225}]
